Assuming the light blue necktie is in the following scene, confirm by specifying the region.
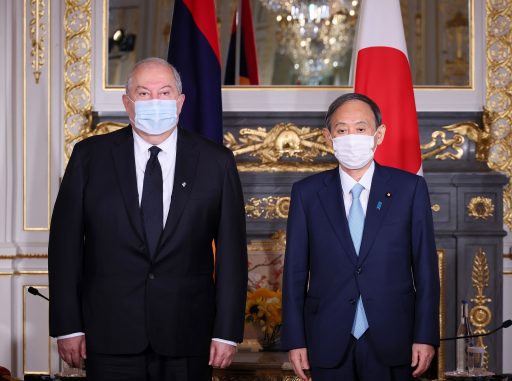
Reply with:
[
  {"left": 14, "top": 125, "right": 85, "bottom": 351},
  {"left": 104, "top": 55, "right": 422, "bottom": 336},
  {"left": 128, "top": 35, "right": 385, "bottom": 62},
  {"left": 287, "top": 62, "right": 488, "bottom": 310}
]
[{"left": 348, "top": 183, "right": 369, "bottom": 339}]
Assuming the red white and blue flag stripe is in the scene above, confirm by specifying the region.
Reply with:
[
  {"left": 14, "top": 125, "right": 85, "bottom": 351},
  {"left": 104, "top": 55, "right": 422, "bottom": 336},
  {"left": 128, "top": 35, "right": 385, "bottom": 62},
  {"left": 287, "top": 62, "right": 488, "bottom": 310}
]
[{"left": 167, "top": 0, "right": 223, "bottom": 143}]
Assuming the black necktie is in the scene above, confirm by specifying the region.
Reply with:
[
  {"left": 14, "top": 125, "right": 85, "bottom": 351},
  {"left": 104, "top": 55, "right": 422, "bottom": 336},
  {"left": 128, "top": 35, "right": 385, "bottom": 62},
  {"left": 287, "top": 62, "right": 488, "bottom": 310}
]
[{"left": 141, "top": 146, "right": 163, "bottom": 258}]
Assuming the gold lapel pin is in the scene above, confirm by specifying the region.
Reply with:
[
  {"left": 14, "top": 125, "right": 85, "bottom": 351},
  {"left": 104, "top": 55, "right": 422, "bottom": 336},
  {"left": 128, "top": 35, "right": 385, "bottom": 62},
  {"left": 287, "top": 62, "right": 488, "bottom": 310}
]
[{"left": 385, "top": 192, "right": 392, "bottom": 198}]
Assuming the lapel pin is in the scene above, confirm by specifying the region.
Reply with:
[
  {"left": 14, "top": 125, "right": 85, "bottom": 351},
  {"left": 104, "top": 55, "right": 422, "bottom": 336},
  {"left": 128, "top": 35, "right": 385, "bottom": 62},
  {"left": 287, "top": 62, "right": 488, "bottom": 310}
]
[
  {"left": 376, "top": 201, "right": 382, "bottom": 210},
  {"left": 181, "top": 182, "right": 187, "bottom": 188},
  {"left": 385, "top": 192, "right": 392, "bottom": 198}
]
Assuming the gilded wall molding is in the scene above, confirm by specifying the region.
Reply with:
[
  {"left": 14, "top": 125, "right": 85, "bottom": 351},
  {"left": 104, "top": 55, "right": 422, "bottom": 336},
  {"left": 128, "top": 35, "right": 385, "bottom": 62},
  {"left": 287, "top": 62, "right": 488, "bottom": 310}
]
[
  {"left": 247, "top": 230, "right": 286, "bottom": 253},
  {"left": 64, "top": 0, "right": 93, "bottom": 161},
  {"left": 420, "top": 130, "right": 465, "bottom": 160},
  {"left": 0, "top": 254, "right": 48, "bottom": 259},
  {"left": 245, "top": 197, "right": 290, "bottom": 219},
  {"left": 486, "top": 0, "right": 512, "bottom": 229},
  {"left": 437, "top": 249, "right": 446, "bottom": 379},
  {"left": 467, "top": 196, "right": 495, "bottom": 220},
  {"left": 469, "top": 248, "right": 492, "bottom": 368},
  {"left": 224, "top": 123, "right": 332, "bottom": 163},
  {"left": 223, "top": 120, "right": 489, "bottom": 172},
  {"left": 29, "top": 0, "right": 46, "bottom": 83}
]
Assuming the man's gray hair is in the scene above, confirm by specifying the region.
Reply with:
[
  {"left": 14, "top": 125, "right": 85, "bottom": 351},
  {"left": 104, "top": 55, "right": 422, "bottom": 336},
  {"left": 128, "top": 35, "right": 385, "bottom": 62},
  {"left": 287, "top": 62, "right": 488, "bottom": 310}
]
[{"left": 125, "top": 57, "right": 183, "bottom": 94}]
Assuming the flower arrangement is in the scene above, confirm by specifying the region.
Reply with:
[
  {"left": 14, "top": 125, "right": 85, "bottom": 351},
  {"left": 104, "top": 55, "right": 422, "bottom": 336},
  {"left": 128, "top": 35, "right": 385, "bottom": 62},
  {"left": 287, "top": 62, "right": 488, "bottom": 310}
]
[{"left": 245, "top": 288, "right": 282, "bottom": 350}]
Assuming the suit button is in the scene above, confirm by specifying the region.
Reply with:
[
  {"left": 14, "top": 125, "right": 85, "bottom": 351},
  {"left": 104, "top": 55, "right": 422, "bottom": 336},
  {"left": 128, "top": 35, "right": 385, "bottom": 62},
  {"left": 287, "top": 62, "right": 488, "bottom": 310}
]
[
  {"left": 148, "top": 273, "right": 155, "bottom": 280},
  {"left": 349, "top": 299, "right": 356, "bottom": 304},
  {"left": 355, "top": 267, "right": 362, "bottom": 275}
]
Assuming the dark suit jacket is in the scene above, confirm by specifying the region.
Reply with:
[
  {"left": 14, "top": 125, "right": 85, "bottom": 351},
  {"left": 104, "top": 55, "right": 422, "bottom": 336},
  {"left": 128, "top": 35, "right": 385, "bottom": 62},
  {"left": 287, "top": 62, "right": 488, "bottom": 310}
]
[
  {"left": 49, "top": 126, "right": 248, "bottom": 357},
  {"left": 281, "top": 163, "right": 439, "bottom": 367}
]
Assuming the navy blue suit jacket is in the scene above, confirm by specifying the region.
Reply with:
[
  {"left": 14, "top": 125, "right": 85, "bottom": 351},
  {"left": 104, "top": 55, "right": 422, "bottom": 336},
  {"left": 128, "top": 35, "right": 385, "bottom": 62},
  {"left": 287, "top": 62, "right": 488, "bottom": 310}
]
[{"left": 281, "top": 163, "right": 439, "bottom": 368}]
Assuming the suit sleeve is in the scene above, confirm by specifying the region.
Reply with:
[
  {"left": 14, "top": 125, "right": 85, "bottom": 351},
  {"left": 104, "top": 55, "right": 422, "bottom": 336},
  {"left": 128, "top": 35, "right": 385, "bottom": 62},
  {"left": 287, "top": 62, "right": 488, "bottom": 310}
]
[
  {"left": 411, "top": 176, "right": 440, "bottom": 346},
  {"left": 281, "top": 183, "right": 309, "bottom": 350},
  {"left": 212, "top": 152, "right": 248, "bottom": 342},
  {"left": 48, "top": 144, "right": 86, "bottom": 337}
]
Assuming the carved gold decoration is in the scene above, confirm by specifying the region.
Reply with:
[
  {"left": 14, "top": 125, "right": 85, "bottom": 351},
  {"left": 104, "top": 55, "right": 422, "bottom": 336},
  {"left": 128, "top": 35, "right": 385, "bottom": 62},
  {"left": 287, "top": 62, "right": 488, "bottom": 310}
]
[
  {"left": 486, "top": 1, "right": 512, "bottom": 229},
  {"left": 246, "top": 197, "right": 290, "bottom": 219},
  {"left": 64, "top": 0, "right": 92, "bottom": 161},
  {"left": 29, "top": 0, "right": 46, "bottom": 83},
  {"left": 0, "top": 253, "right": 48, "bottom": 259},
  {"left": 420, "top": 130, "right": 465, "bottom": 160},
  {"left": 225, "top": 120, "right": 488, "bottom": 172},
  {"left": 469, "top": 248, "right": 492, "bottom": 368},
  {"left": 237, "top": 162, "right": 337, "bottom": 172},
  {"left": 247, "top": 230, "right": 287, "bottom": 253},
  {"left": 431, "top": 204, "right": 441, "bottom": 212},
  {"left": 443, "top": 121, "right": 492, "bottom": 162},
  {"left": 437, "top": 249, "right": 445, "bottom": 379},
  {"left": 75, "top": 120, "right": 128, "bottom": 141},
  {"left": 467, "top": 196, "right": 495, "bottom": 220},
  {"left": 419, "top": 121, "right": 491, "bottom": 161},
  {"left": 224, "top": 123, "right": 332, "bottom": 163}
]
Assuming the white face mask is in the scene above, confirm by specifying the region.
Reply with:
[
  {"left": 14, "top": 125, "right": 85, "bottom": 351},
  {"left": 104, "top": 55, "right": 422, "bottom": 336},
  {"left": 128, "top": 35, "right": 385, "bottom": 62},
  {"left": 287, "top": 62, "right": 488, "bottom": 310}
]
[
  {"left": 331, "top": 131, "right": 378, "bottom": 169},
  {"left": 130, "top": 98, "right": 178, "bottom": 135}
]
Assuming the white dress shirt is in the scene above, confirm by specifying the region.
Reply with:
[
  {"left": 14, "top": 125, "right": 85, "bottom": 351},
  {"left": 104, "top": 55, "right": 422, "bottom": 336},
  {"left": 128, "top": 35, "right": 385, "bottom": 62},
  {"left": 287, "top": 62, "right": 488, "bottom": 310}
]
[
  {"left": 133, "top": 128, "right": 177, "bottom": 224},
  {"left": 339, "top": 161, "right": 375, "bottom": 217},
  {"left": 59, "top": 128, "right": 235, "bottom": 346}
]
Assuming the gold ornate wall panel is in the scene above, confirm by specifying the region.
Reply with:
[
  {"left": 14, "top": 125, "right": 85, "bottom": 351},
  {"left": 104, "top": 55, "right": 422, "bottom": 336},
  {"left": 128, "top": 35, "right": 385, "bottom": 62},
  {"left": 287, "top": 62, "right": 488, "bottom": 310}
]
[
  {"left": 245, "top": 197, "right": 290, "bottom": 219},
  {"left": 223, "top": 119, "right": 490, "bottom": 173},
  {"left": 437, "top": 250, "right": 446, "bottom": 378},
  {"left": 23, "top": 0, "right": 51, "bottom": 230},
  {"left": 30, "top": 0, "right": 46, "bottom": 83},
  {"left": 469, "top": 249, "right": 492, "bottom": 367},
  {"left": 467, "top": 196, "right": 495, "bottom": 220},
  {"left": 64, "top": 0, "right": 93, "bottom": 161},
  {"left": 486, "top": 0, "right": 512, "bottom": 229}
]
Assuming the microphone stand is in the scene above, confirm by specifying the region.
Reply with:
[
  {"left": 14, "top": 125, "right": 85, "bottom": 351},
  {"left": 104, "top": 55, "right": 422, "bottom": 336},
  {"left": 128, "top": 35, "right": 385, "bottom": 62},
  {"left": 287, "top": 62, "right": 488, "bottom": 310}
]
[
  {"left": 27, "top": 286, "right": 49, "bottom": 301},
  {"left": 26, "top": 287, "right": 86, "bottom": 379},
  {"left": 440, "top": 319, "right": 512, "bottom": 341}
]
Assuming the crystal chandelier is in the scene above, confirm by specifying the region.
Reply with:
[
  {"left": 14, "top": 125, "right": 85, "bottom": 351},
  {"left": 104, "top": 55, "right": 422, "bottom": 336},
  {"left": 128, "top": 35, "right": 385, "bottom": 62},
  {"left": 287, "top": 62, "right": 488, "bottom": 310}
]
[
  {"left": 259, "top": 1, "right": 359, "bottom": 84},
  {"left": 260, "top": 0, "right": 351, "bottom": 22}
]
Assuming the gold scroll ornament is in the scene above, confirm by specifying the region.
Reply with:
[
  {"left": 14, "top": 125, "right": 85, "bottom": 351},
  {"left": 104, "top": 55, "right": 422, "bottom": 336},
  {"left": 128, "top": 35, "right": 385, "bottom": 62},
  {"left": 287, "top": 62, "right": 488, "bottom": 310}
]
[
  {"left": 245, "top": 197, "right": 290, "bottom": 219},
  {"left": 224, "top": 123, "right": 335, "bottom": 172},
  {"left": 64, "top": 0, "right": 93, "bottom": 161},
  {"left": 467, "top": 196, "right": 495, "bottom": 220},
  {"left": 469, "top": 248, "right": 492, "bottom": 368},
  {"left": 224, "top": 120, "right": 489, "bottom": 172},
  {"left": 486, "top": 1, "right": 512, "bottom": 230},
  {"left": 30, "top": 0, "right": 46, "bottom": 83}
]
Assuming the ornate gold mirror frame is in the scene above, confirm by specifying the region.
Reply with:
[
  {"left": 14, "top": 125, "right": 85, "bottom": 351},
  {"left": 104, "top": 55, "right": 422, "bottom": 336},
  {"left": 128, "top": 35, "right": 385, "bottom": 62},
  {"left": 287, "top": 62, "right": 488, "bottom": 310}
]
[{"left": 63, "top": 0, "right": 512, "bottom": 229}]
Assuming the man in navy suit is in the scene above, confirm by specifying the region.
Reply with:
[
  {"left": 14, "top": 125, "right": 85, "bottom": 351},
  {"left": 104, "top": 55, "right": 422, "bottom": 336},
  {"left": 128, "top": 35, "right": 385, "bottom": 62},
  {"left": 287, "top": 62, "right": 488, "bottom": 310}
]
[{"left": 282, "top": 93, "right": 439, "bottom": 381}]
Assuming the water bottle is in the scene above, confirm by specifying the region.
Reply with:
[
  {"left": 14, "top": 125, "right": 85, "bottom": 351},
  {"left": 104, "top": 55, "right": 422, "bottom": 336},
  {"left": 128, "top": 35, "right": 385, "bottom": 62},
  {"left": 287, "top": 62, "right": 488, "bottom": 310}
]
[{"left": 456, "top": 300, "right": 473, "bottom": 373}]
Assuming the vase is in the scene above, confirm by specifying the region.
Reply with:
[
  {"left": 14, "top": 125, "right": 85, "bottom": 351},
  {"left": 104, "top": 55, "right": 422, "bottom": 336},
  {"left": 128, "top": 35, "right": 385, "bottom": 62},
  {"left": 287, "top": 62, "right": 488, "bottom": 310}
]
[{"left": 254, "top": 324, "right": 282, "bottom": 352}]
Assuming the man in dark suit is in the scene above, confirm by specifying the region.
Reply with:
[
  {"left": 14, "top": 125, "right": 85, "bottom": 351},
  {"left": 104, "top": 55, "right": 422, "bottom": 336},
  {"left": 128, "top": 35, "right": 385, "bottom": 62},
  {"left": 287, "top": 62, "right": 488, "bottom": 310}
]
[
  {"left": 48, "top": 57, "right": 248, "bottom": 381},
  {"left": 282, "top": 93, "right": 439, "bottom": 381}
]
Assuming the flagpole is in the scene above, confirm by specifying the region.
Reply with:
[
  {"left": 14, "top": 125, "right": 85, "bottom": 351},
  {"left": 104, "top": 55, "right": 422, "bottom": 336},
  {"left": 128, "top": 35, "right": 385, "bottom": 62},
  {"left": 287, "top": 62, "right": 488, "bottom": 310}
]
[{"left": 234, "top": 0, "right": 242, "bottom": 85}]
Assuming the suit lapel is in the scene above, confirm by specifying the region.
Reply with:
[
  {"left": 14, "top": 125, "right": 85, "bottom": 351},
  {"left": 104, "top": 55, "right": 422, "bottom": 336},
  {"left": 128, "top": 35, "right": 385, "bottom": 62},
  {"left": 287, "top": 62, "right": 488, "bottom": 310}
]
[
  {"left": 358, "top": 163, "right": 392, "bottom": 264},
  {"left": 111, "top": 127, "right": 144, "bottom": 242},
  {"left": 158, "top": 128, "right": 199, "bottom": 253},
  {"left": 318, "top": 168, "right": 357, "bottom": 265}
]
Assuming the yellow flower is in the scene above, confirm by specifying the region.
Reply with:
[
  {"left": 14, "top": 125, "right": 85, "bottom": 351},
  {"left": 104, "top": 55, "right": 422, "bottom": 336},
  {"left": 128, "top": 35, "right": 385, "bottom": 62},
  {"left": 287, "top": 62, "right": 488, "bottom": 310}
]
[{"left": 245, "top": 288, "right": 283, "bottom": 332}]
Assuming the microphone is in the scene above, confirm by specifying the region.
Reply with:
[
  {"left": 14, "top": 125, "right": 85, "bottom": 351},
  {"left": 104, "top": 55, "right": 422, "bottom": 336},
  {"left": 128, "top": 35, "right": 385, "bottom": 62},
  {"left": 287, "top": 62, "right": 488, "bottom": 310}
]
[
  {"left": 440, "top": 319, "right": 512, "bottom": 341},
  {"left": 27, "top": 286, "right": 49, "bottom": 302}
]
